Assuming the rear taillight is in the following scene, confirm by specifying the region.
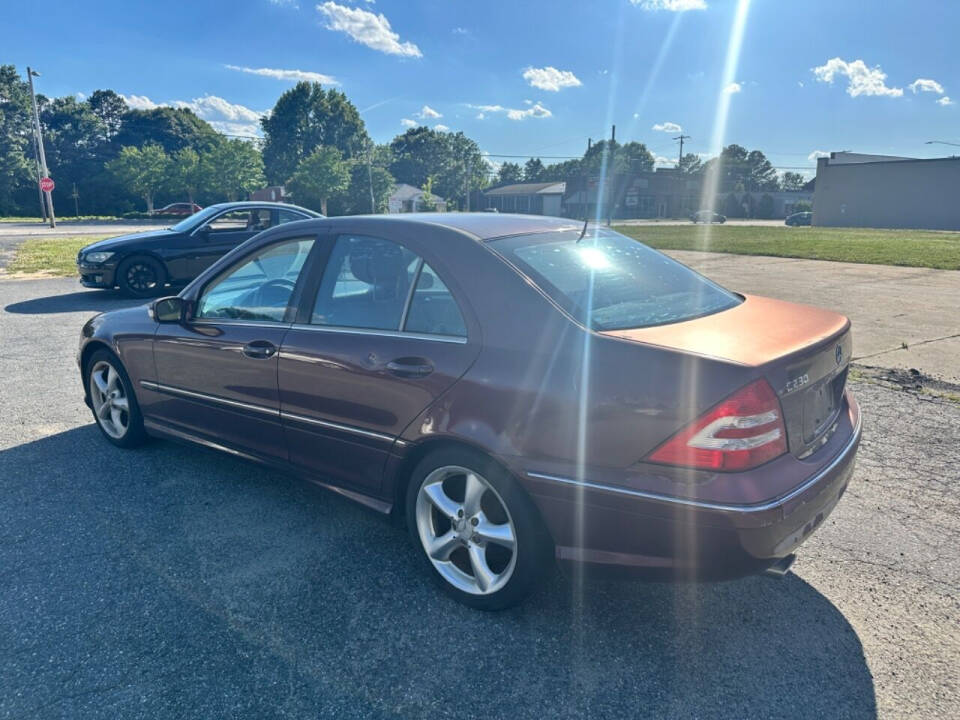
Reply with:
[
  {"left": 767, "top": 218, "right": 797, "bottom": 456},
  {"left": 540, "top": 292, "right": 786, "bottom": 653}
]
[{"left": 646, "top": 378, "right": 787, "bottom": 472}]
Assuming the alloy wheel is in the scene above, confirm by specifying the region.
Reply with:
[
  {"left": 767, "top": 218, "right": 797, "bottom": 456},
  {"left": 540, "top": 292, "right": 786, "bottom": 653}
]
[
  {"left": 89, "top": 360, "right": 130, "bottom": 439},
  {"left": 125, "top": 262, "right": 158, "bottom": 292},
  {"left": 415, "top": 465, "right": 518, "bottom": 595}
]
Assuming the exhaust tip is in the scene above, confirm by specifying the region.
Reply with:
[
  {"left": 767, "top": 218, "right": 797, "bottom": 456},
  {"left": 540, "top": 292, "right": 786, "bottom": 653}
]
[{"left": 763, "top": 554, "right": 797, "bottom": 579}]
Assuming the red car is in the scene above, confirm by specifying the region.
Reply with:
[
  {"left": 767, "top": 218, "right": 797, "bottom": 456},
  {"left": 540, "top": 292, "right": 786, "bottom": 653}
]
[
  {"left": 77, "top": 214, "right": 860, "bottom": 609},
  {"left": 154, "top": 202, "right": 203, "bottom": 216}
]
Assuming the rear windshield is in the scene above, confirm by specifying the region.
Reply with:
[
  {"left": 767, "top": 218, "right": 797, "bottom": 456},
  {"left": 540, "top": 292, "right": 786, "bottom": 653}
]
[{"left": 490, "top": 229, "right": 741, "bottom": 331}]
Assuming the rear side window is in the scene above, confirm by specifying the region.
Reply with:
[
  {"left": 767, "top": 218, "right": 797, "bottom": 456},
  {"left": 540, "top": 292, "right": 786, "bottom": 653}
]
[
  {"left": 490, "top": 229, "right": 741, "bottom": 330},
  {"left": 311, "top": 236, "right": 418, "bottom": 330},
  {"left": 404, "top": 262, "right": 467, "bottom": 338}
]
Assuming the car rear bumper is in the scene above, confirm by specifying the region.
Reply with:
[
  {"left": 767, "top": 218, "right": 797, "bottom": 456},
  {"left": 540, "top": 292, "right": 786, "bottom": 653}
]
[
  {"left": 77, "top": 263, "right": 116, "bottom": 288},
  {"left": 522, "top": 395, "right": 861, "bottom": 580}
]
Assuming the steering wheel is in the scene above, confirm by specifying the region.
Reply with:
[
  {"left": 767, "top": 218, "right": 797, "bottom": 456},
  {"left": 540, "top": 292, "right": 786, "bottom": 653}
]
[{"left": 252, "top": 278, "right": 296, "bottom": 309}]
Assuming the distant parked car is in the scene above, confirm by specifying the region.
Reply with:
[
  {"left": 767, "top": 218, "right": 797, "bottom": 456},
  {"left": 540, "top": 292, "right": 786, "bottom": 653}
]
[
  {"left": 77, "top": 202, "right": 321, "bottom": 297},
  {"left": 155, "top": 202, "right": 203, "bottom": 216},
  {"left": 691, "top": 210, "right": 726, "bottom": 224},
  {"left": 785, "top": 211, "right": 813, "bottom": 226}
]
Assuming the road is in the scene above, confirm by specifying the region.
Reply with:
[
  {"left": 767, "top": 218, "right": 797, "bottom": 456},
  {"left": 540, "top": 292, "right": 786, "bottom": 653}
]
[
  {"left": 0, "top": 220, "right": 168, "bottom": 237},
  {"left": 0, "top": 277, "right": 957, "bottom": 719}
]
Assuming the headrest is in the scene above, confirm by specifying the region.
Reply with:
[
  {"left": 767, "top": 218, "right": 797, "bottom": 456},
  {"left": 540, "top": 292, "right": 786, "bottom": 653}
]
[{"left": 348, "top": 240, "right": 407, "bottom": 296}]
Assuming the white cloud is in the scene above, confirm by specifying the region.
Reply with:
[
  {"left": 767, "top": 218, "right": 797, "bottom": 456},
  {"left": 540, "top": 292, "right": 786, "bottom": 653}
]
[
  {"left": 452, "top": 27, "right": 469, "bottom": 35},
  {"left": 317, "top": 2, "right": 422, "bottom": 57},
  {"left": 468, "top": 102, "right": 552, "bottom": 120},
  {"left": 434, "top": 124, "right": 449, "bottom": 132},
  {"left": 416, "top": 105, "right": 442, "bottom": 119},
  {"left": 400, "top": 118, "right": 417, "bottom": 127},
  {"left": 808, "top": 150, "right": 830, "bottom": 162},
  {"left": 652, "top": 121, "right": 682, "bottom": 132},
  {"left": 225, "top": 64, "right": 338, "bottom": 85},
  {"left": 172, "top": 95, "right": 265, "bottom": 136},
  {"left": 812, "top": 57, "right": 903, "bottom": 97},
  {"left": 631, "top": 0, "right": 706, "bottom": 10},
  {"left": 724, "top": 82, "right": 742, "bottom": 94},
  {"left": 121, "top": 94, "right": 160, "bottom": 110},
  {"left": 909, "top": 78, "right": 944, "bottom": 95},
  {"left": 653, "top": 155, "right": 673, "bottom": 165},
  {"left": 937, "top": 96, "right": 954, "bottom": 106},
  {"left": 269, "top": 0, "right": 299, "bottom": 6},
  {"left": 522, "top": 66, "right": 582, "bottom": 92},
  {"left": 75, "top": 92, "right": 87, "bottom": 101}
]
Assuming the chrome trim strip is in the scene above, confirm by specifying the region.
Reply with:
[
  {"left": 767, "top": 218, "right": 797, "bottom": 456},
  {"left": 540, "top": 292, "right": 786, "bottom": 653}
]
[
  {"left": 146, "top": 382, "right": 280, "bottom": 417},
  {"left": 289, "top": 323, "right": 467, "bottom": 344},
  {"left": 188, "top": 320, "right": 292, "bottom": 330},
  {"left": 141, "top": 380, "right": 405, "bottom": 446},
  {"left": 527, "top": 410, "right": 862, "bottom": 514},
  {"left": 280, "top": 410, "right": 395, "bottom": 443}
]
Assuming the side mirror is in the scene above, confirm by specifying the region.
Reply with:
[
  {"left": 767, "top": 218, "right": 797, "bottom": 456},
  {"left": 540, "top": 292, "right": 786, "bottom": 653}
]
[{"left": 150, "top": 296, "right": 185, "bottom": 323}]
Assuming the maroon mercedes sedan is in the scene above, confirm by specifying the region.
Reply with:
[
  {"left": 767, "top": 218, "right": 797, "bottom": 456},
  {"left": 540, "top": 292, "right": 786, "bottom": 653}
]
[{"left": 78, "top": 214, "right": 860, "bottom": 609}]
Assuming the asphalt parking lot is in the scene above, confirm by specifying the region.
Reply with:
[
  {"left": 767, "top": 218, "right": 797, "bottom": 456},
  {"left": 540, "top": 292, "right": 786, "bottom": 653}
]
[{"left": 1, "top": 277, "right": 958, "bottom": 719}]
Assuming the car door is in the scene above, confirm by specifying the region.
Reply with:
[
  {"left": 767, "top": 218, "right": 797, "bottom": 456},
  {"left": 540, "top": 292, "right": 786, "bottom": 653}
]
[
  {"left": 150, "top": 234, "right": 319, "bottom": 460},
  {"left": 187, "top": 208, "right": 275, "bottom": 277},
  {"left": 278, "top": 233, "right": 480, "bottom": 493}
]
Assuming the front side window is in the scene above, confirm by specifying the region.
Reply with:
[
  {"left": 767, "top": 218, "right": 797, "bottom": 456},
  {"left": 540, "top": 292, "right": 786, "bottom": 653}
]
[
  {"left": 278, "top": 209, "right": 307, "bottom": 225},
  {"left": 490, "top": 229, "right": 741, "bottom": 331},
  {"left": 196, "top": 237, "right": 315, "bottom": 322},
  {"left": 311, "top": 236, "right": 418, "bottom": 330},
  {"left": 205, "top": 209, "right": 273, "bottom": 234}
]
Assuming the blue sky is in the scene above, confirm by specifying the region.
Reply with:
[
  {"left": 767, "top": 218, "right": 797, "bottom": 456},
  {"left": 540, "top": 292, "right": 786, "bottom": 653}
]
[{"left": 6, "top": 0, "right": 959, "bottom": 176}]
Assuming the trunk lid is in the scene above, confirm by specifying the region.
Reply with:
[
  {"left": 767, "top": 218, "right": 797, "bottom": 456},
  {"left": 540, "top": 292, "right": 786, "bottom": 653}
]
[{"left": 601, "top": 294, "right": 852, "bottom": 458}]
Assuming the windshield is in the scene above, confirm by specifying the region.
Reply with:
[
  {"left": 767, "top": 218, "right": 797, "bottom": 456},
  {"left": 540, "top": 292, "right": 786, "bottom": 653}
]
[
  {"left": 491, "top": 229, "right": 741, "bottom": 330},
  {"left": 169, "top": 205, "right": 223, "bottom": 232}
]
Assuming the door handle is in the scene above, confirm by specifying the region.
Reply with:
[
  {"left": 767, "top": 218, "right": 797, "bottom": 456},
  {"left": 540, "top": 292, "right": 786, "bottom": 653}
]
[
  {"left": 386, "top": 358, "right": 434, "bottom": 378},
  {"left": 242, "top": 340, "right": 277, "bottom": 359}
]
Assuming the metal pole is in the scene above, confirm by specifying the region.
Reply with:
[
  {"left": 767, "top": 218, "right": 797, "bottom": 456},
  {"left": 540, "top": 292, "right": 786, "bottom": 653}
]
[
  {"left": 31, "top": 132, "right": 46, "bottom": 221},
  {"left": 366, "top": 141, "right": 376, "bottom": 213},
  {"left": 27, "top": 67, "right": 55, "bottom": 228}
]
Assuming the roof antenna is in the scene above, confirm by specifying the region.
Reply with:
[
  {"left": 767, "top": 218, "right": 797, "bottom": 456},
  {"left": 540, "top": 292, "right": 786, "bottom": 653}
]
[{"left": 577, "top": 216, "right": 588, "bottom": 243}]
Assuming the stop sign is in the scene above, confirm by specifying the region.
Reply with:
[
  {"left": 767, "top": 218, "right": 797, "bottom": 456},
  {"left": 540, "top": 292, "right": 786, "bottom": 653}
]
[{"left": 40, "top": 177, "right": 55, "bottom": 193}]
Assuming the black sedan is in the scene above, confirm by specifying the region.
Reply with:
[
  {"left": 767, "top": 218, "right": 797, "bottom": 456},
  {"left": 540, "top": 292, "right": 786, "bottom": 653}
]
[
  {"left": 690, "top": 210, "right": 726, "bottom": 224},
  {"left": 77, "top": 202, "right": 321, "bottom": 297},
  {"left": 785, "top": 211, "right": 813, "bottom": 226}
]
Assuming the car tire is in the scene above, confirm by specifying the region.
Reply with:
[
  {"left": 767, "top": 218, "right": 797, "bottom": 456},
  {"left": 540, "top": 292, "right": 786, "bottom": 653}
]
[
  {"left": 117, "top": 255, "right": 166, "bottom": 298},
  {"left": 86, "top": 349, "right": 147, "bottom": 449},
  {"left": 406, "top": 447, "right": 553, "bottom": 610}
]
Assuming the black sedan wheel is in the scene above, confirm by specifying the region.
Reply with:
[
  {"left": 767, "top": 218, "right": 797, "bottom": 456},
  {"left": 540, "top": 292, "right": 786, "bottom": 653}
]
[{"left": 117, "top": 256, "right": 166, "bottom": 297}]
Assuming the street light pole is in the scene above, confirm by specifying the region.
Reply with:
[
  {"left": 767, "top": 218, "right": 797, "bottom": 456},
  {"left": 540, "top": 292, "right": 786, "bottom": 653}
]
[
  {"left": 30, "top": 132, "right": 47, "bottom": 222},
  {"left": 27, "top": 67, "right": 55, "bottom": 228},
  {"left": 925, "top": 140, "right": 960, "bottom": 149}
]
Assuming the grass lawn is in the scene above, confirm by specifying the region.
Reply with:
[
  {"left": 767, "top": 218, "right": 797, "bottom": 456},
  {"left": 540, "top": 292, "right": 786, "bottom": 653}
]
[
  {"left": 613, "top": 224, "right": 960, "bottom": 270},
  {"left": 0, "top": 215, "right": 122, "bottom": 223},
  {"left": 5, "top": 236, "right": 107, "bottom": 276}
]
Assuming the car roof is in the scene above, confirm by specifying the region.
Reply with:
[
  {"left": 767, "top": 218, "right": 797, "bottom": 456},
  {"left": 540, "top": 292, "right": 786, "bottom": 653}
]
[
  {"left": 206, "top": 201, "right": 320, "bottom": 216},
  {"left": 306, "top": 212, "right": 583, "bottom": 242}
]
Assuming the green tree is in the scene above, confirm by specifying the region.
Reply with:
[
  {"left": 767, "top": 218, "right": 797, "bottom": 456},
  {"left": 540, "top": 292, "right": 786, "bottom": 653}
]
[
  {"left": 756, "top": 193, "right": 775, "bottom": 219},
  {"left": 703, "top": 145, "right": 779, "bottom": 193},
  {"left": 40, "top": 96, "right": 111, "bottom": 214},
  {"left": 0, "top": 65, "right": 33, "bottom": 215},
  {"left": 287, "top": 146, "right": 349, "bottom": 215},
  {"left": 328, "top": 144, "right": 395, "bottom": 215},
  {"left": 105, "top": 144, "right": 170, "bottom": 213},
  {"left": 678, "top": 152, "right": 702, "bottom": 174},
  {"left": 114, "top": 106, "right": 218, "bottom": 155},
  {"left": 420, "top": 176, "right": 437, "bottom": 212},
  {"left": 261, "top": 82, "right": 369, "bottom": 185},
  {"left": 723, "top": 192, "right": 742, "bottom": 219},
  {"left": 165, "top": 147, "right": 203, "bottom": 205},
  {"left": 389, "top": 128, "right": 487, "bottom": 208},
  {"left": 523, "top": 158, "right": 546, "bottom": 182},
  {"left": 780, "top": 171, "right": 805, "bottom": 191},
  {"left": 86, "top": 89, "right": 127, "bottom": 141},
  {"left": 496, "top": 162, "right": 523, "bottom": 185},
  {"left": 202, "top": 138, "right": 265, "bottom": 202}
]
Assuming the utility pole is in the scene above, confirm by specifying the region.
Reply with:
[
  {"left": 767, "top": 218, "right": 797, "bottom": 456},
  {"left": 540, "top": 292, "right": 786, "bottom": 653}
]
[
  {"left": 71, "top": 183, "right": 80, "bottom": 217},
  {"left": 674, "top": 134, "right": 691, "bottom": 170},
  {"left": 31, "top": 132, "right": 46, "bottom": 221},
  {"left": 366, "top": 140, "right": 376, "bottom": 213},
  {"left": 607, "top": 124, "right": 616, "bottom": 226},
  {"left": 27, "top": 67, "right": 55, "bottom": 228}
]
